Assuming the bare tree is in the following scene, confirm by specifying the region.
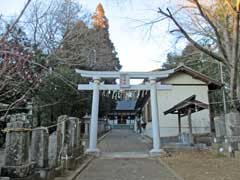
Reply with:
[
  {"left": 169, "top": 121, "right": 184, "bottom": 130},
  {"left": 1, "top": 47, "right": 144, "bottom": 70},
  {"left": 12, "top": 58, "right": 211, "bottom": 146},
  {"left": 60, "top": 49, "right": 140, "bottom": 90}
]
[
  {"left": 0, "top": 0, "right": 32, "bottom": 42},
  {"left": 157, "top": 0, "right": 240, "bottom": 112},
  {"left": 0, "top": 0, "right": 44, "bottom": 116},
  {"left": 24, "top": 0, "right": 91, "bottom": 53}
]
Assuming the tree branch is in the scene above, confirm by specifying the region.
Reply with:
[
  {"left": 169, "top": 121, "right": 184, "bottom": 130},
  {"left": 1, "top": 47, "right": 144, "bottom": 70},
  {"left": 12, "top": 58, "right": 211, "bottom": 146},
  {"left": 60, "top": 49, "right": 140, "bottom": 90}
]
[
  {"left": 192, "top": 0, "right": 230, "bottom": 63},
  {"left": 158, "top": 7, "right": 231, "bottom": 68},
  {"left": 0, "top": 0, "right": 32, "bottom": 42},
  {"left": 224, "top": 0, "right": 237, "bottom": 15}
]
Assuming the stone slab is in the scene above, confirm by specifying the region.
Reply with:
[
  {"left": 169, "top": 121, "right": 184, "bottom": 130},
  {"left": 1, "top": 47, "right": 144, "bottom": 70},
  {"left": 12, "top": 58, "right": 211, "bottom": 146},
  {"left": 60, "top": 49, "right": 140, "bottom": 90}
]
[
  {"left": 31, "top": 128, "right": 49, "bottom": 168},
  {"left": 0, "top": 177, "right": 10, "bottom": 180},
  {"left": 9, "top": 173, "right": 39, "bottom": 180},
  {"left": 1, "top": 162, "right": 35, "bottom": 178}
]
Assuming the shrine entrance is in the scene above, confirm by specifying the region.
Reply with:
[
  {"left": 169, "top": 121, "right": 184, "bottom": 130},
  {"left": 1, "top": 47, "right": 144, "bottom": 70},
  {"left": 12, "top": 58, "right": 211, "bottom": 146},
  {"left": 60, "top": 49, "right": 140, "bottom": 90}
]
[{"left": 75, "top": 69, "right": 173, "bottom": 155}]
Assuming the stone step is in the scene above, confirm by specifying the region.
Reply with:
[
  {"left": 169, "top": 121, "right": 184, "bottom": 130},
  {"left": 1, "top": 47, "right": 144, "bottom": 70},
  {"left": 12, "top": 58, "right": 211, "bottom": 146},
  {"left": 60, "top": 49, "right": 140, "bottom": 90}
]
[{"left": 110, "top": 124, "right": 134, "bottom": 129}]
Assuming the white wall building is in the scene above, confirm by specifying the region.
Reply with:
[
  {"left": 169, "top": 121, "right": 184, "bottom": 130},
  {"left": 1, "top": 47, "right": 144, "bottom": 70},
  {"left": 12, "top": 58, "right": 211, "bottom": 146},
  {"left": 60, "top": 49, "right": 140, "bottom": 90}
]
[{"left": 142, "top": 65, "right": 222, "bottom": 139}]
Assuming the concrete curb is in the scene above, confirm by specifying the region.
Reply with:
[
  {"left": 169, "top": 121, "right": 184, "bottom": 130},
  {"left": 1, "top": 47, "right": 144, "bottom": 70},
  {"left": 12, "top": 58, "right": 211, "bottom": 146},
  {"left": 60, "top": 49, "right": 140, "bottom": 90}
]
[
  {"left": 54, "top": 130, "right": 111, "bottom": 180},
  {"left": 67, "top": 156, "right": 94, "bottom": 180},
  {"left": 141, "top": 134, "right": 153, "bottom": 142},
  {"left": 59, "top": 131, "right": 111, "bottom": 180},
  {"left": 157, "top": 158, "right": 185, "bottom": 180},
  {"left": 97, "top": 130, "right": 112, "bottom": 143}
]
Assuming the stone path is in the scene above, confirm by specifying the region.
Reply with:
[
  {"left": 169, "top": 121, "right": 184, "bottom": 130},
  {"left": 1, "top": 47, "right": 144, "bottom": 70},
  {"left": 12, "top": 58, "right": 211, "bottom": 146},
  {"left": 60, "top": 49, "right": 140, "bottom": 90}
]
[
  {"left": 75, "top": 129, "right": 180, "bottom": 180},
  {"left": 99, "top": 129, "right": 152, "bottom": 153}
]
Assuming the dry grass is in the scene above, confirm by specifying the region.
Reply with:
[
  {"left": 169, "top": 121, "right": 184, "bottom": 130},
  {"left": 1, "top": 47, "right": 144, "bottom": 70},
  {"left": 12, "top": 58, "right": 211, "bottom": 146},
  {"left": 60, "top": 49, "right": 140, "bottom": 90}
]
[{"left": 162, "top": 150, "right": 240, "bottom": 180}]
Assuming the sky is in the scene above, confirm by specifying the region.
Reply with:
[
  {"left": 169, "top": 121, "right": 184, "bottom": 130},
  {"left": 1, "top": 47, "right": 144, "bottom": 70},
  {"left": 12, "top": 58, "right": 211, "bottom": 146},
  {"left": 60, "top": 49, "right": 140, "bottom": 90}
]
[{"left": 0, "top": 0, "right": 181, "bottom": 72}]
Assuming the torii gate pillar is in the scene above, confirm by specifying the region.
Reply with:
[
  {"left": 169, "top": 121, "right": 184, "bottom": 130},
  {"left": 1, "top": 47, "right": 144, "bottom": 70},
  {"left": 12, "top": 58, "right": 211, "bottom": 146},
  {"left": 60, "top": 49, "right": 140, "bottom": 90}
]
[
  {"left": 149, "top": 78, "right": 162, "bottom": 155},
  {"left": 86, "top": 77, "right": 100, "bottom": 155}
]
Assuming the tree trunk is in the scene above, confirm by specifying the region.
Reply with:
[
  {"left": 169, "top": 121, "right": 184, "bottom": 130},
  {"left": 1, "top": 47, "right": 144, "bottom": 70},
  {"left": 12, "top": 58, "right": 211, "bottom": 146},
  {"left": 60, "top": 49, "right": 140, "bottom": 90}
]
[
  {"left": 230, "top": 12, "right": 240, "bottom": 112},
  {"left": 230, "top": 65, "right": 239, "bottom": 111},
  {"left": 237, "top": 67, "right": 240, "bottom": 98}
]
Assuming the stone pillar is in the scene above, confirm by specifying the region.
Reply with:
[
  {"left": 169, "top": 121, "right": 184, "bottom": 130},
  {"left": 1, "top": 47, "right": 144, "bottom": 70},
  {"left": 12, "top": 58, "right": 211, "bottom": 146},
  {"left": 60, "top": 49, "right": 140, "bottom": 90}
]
[
  {"left": 64, "top": 117, "right": 79, "bottom": 157},
  {"left": 76, "top": 118, "right": 82, "bottom": 148},
  {"left": 56, "top": 116, "right": 83, "bottom": 170},
  {"left": 63, "top": 117, "right": 77, "bottom": 170},
  {"left": 84, "top": 120, "right": 90, "bottom": 138},
  {"left": 149, "top": 78, "right": 162, "bottom": 155},
  {"left": 76, "top": 118, "right": 84, "bottom": 154},
  {"left": 214, "top": 115, "right": 226, "bottom": 141},
  {"left": 86, "top": 78, "right": 100, "bottom": 155},
  {"left": 31, "top": 127, "right": 49, "bottom": 168},
  {"left": 225, "top": 112, "right": 240, "bottom": 142},
  {"left": 1, "top": 114, "right": 35, "bottom": 178},
  {"left": 56, "top": 115, "right": 67, "bottom": 167}
]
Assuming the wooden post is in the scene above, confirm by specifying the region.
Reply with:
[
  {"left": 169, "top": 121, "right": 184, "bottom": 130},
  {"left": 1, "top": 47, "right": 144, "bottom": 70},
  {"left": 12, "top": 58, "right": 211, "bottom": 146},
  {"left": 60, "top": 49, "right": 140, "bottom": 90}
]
[
  {"left": 178, "top": 111, "right": 182, "bottom": 140},
  {"left": 187, "top": 108, "right": 194, "bottom": 145}
]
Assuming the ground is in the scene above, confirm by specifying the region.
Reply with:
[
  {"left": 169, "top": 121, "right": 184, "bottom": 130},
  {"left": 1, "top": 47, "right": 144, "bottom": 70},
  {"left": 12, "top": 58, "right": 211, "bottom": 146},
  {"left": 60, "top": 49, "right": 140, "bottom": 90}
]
[
  {"left": 75, "top": 129, "right": 180, "bottom": 180},
  {"left": 76, "top": 129, "right": 240, "bottom": 180},
  {"left": 2, "top": 129, "right": 240, "bottom": 180},
  {"left": 161, "top": 150, "right": 240, "bottom": 180},
  {"left": 74, "top": 130, "right": 240, "bottom": 180},
  {"left": 77, "top": 158, "right": 179, "bottom": 180}
]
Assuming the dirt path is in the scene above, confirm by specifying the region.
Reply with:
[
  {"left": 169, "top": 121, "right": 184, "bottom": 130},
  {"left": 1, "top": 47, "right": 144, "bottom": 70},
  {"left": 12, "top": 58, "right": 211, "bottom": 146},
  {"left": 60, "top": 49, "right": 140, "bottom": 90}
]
[{"left": 162, "top": 150, "right": 240, "bottom": 180}]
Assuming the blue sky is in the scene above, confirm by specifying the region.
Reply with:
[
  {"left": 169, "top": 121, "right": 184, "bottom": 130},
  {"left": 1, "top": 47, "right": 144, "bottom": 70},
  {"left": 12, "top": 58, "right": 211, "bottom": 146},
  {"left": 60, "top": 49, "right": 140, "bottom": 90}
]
[{"left": 0, "top": 0, "right": 180, "bottom": 71}]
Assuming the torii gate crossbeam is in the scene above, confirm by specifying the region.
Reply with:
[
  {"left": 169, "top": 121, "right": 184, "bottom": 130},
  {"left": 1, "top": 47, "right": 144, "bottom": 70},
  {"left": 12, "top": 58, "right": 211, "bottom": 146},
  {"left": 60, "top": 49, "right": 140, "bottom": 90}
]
[{"left": 76, "top": 69, "right": 173, "bottom": 156}]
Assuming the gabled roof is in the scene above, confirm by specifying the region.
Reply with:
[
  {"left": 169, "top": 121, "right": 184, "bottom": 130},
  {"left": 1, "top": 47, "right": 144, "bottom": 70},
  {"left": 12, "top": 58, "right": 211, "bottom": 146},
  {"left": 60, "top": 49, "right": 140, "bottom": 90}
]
[
  {"left": 164, "top": 95, "right": 209, "bottom": 117},
  {"left": 154, "top": 65, "right": 222, "bottom": 90}
]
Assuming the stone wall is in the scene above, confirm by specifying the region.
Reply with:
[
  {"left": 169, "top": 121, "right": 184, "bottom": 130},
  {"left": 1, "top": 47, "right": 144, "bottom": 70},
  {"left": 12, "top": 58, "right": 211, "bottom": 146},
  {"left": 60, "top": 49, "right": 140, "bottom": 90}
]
[
  {"left": 82, "top": 118, "right": 108, "bottom": 138},
  {"left": 0, "top": 114, "right": 85, "bottom": 180},
  {"left": 1, "top": 114, "right": 36, "bottom": 179}
]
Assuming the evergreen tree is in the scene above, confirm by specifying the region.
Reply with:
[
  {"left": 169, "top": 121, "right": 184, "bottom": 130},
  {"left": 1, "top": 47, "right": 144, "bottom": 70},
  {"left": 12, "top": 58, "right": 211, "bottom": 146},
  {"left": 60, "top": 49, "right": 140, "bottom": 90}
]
[
  {"left": 35, "top": 4, "right": 121, "bottom": 126},
  {"left": 90, "top": 3, "right": 121, "bottom": 71},
  {"left": 162, "top": 43, "right": 228, "bottom": 115},
  {"left": 92, "top": 3, "right": 109, "bottom": 29},
  {"left": 56, "top": 3, "right": 121, "bottom": 71},
  {"left": 55, "top": 21, "right": 91, "bottom": 69},
  {"left": 33, "top": 66, "right": 92, "bottom": 127},
  {"left": 162, "top": 43, "right": 225, "bottom": 81}
]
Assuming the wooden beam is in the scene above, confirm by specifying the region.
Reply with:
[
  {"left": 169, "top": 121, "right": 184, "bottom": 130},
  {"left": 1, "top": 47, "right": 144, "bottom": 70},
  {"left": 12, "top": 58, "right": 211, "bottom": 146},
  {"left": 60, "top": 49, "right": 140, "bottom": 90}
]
[
  {"left": 178, "top": 111, "right": 182, "bottom": 138},
  {"left": 188, "top": 108, "right": 194, "bottom": 145}
]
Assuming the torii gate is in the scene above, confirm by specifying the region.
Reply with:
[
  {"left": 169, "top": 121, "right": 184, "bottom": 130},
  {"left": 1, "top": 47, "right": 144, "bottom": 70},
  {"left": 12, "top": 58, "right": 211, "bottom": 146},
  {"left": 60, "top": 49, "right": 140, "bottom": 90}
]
[{"left": 75, "top": 69, "right": 173, "bottom": 155}]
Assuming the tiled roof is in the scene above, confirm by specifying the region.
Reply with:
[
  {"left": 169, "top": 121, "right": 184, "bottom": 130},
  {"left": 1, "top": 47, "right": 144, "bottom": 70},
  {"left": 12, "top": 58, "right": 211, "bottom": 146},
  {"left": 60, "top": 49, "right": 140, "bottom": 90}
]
[{"left": 116, "top": 100, "right": 137, "bottom": 111}]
